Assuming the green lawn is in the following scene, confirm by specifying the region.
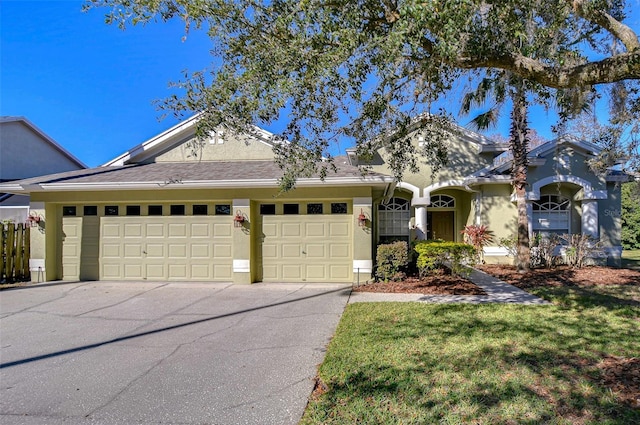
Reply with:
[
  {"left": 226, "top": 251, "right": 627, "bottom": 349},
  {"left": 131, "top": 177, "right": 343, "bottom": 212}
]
[
  {"left": 622, "top": 249, "right": 640, "bottom": 270},
  {"left": 302, "top": 286, "right": 639, "bottom": 424}
]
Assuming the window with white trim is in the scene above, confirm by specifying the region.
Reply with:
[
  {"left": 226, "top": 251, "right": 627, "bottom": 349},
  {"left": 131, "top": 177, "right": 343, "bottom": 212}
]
[
  {"left": 378, "top": 198, "right": 410, "bottom": 243},
  {"left": 430, "top": 194, "right": 455, "bottom": 208},
  {"left": 532, "top": 195, "right": 570, "bottom": 237}
]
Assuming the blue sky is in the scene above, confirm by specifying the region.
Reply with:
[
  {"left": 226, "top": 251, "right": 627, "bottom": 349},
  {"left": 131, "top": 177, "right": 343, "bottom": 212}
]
[{"left": 1, "top": 0, "right": 639, "bottom": 167}]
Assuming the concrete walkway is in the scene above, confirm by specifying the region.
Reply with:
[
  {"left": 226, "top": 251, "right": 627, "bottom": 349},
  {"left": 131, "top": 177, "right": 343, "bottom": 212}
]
[{"left": 348, "top": 268, "right": 550, "bottom": 305}]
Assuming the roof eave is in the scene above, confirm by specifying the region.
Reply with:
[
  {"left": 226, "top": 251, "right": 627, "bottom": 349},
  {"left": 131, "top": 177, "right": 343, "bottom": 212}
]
[
  {"left": 1, "top": 116, "right": 87, "bottom": 169},
  {"left": 33, "top": 176, "right": 394, "bottom": 192}
]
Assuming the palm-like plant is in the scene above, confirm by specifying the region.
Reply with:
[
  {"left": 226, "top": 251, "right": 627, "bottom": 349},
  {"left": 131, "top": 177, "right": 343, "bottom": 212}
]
[
  {"left": 460, "top": 73, "right": 534, "bottom": 271},
  {"left": 460, "top": 70, "right": 590, "bottom": 272},
  {"left": 461, "top": 224, "right": 494, "bottom": 264}
]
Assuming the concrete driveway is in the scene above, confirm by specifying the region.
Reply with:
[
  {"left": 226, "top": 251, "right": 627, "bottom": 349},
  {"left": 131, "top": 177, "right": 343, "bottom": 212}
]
[{"left": 0, "top": 281, "right": 351, "bottom": 425}]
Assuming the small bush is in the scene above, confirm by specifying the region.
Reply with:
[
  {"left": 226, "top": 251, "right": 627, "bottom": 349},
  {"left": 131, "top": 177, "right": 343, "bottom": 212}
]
[
  {"left": 560, "top": 233, "right": 602, "bottom": 268},
  {"left": 498, "top": 235, "right": 518, "bottom": 263},
  {"left": 375, "top": 241, "right": 409, "bottom": 282},
  {"left": 530, "top": 233, "right": 562, "bottom": 269},
  {"left": 413, "top": 240, "right": 476, "bottom": 277},
  {"left": 461, "top": 224, "right": 493, "bottom": 264}
]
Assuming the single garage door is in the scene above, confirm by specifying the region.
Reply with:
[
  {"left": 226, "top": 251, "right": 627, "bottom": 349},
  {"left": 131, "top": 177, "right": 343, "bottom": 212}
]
[
  {"left": 260, "top": 215, "right": 352, "bottom": 282},
  {"left": 100, "top": 216, "right": 233, "bottom": 281},
  {"left": 61, "top": 217, "right": 82, "bottom": 280}
]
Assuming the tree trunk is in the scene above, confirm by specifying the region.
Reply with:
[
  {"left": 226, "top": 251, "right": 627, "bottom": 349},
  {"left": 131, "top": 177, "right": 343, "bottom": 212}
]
[{"left": 510, "top": 84, "right": 531, "bottom": 272}]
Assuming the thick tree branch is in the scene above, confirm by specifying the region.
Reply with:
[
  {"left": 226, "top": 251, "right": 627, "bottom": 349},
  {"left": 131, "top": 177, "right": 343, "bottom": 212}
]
[
  {"left": 456, "top": 51, "right": 640, "bottom": 88},
  {"left": 571, "top": 0, "right": 640, "bottom": 52}
]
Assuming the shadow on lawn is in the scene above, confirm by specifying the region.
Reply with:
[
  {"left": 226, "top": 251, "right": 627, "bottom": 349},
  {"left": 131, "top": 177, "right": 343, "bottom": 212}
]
[
  {"left": 621, "top": 254, "right": 640, "bottom": 271},
  {"left": 312, "top": 303, "right": 639, "bottom": 424},
  {"left": 531, "top": 286, "right": 640, "bottom": 314}
]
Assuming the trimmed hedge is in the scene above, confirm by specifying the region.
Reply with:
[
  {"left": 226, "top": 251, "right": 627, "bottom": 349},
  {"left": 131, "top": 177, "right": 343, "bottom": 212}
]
[
  {"left": 413, "top": 240, "right": 476, "bottom": 277},
  {"left": 375, "top": 241, "right": 409, "bottom": 282}
]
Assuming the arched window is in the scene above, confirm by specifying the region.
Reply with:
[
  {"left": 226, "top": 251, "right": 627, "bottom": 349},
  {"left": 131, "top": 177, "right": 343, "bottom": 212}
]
[
  {"left": 532, "top": 195, "right": 570, "bottom": 236},
  {"left": 430, "top": 194, "right": 455, "bottom": 208},
  {"left": 378, "top": 198, "right": 410, "bottom": 243}
]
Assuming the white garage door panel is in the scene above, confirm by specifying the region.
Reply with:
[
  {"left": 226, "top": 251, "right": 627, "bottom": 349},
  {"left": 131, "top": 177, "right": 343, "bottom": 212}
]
[
  {"left": 191, "top": 223, "right": 210, "bottom": 236},
  {"left": 124, "top": 243, "right": 142, "bottom": 258},
  {"left": 62, "top": 217, "right": 82, "bottom": 281},
  {"left": 261, "top": 215, "right": 352, "bottom": 282},
  {"left": 213, "top": 264, "right": 233, "bottom": 279},
  {"left": 146, "top": 264, "right": 165, "bottom": 279},
  {"left": 191, "top": 244, "right": 210, "bottom": 258},
  {"left": 146, "top": 223, "right": 164, "bottom": 237},
  {"left": 331, "top": 264, "right": 351, "bottom": 280},
  {"left": 124, "top": 223, "right": 142, "bottom": 237},
  {"left": 100, "top": 217, "right": 232, "bottom": 281},
  {"left": 306, "top": 222, "right": 325, "bottom": 236},
  {"left": 124, "top": 264, "right": 143, "bottom": 279},
  {"left": 102, "top": 264, "right": 121, "bottom": 279}
]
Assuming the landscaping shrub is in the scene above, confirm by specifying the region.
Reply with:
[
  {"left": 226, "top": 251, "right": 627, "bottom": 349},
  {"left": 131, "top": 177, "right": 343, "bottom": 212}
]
[
  {"left": 530, "top": 233, "right": 562, "bottom": 269},
  {"left": 560, "top": 233, "right": 603, "bottom": 268},
  {"left": 375, "top": 241, "right": 409, "bottom": 282},
  {"left": 460, "top": 224, "right": 493, "bottom": 264},
  {"left": 498, "top": 235, "right": 518, "bottom": 264},
  {"left": 413, "top": 240, "right": 475, "bottom": 277}
]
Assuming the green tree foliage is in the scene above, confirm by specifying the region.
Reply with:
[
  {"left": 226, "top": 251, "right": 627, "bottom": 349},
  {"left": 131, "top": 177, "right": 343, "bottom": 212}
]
[
  {"left": 85, "top": 0, "right": 640, "bottom": 186},
  {"left": 622, "top": 182, "right": 640, "bottom": 249}
]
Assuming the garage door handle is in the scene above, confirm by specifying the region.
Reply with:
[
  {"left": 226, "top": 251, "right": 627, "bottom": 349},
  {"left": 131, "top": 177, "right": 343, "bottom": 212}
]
[
  {"left": 143, "top": 250, "right": 147, "bottom": 254},
  {"left": 302, "top": 250, "right": 306, "bottom": 254}
]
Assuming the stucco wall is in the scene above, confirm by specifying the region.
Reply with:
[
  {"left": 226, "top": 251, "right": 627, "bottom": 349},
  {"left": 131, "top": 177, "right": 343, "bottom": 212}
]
[
  {"left": 478, "top": 184, "right": 517, "bottom": 241},
  {"left": 599, "top": 183, "right": 622, "bottom": 248},
  {"left": 367, "top": 133, "right": 495, "bottom": 190},
  {"left": 154, "top": 132, "right": 276, "bottom": 162}
]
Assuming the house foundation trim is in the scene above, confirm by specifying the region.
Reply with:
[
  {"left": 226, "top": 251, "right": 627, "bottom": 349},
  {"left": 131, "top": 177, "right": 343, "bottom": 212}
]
[
  {"left": 353, "top": 260, "right": 372, "bottom": 273},
  {"left": 233, "top": 259, "right": 250, "bottom": 273}
]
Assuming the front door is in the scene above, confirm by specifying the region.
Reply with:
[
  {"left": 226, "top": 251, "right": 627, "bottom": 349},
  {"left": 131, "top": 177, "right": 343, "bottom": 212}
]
[{"left": 428, "top": 211, "right": 455, "bottom": 241}]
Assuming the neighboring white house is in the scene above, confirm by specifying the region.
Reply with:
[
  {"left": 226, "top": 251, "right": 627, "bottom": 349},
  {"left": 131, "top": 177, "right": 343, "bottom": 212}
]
[{"left": 0, "top": 116, "right": 86, "bottom": 223}]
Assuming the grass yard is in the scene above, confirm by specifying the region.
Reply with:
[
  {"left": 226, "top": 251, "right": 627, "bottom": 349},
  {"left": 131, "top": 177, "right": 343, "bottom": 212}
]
[
  {"left": 622, "top": 249, "right": 640, "bottom": 270},
  {"left": 302, "top": 286, "right": 639, "bottom": 424}
]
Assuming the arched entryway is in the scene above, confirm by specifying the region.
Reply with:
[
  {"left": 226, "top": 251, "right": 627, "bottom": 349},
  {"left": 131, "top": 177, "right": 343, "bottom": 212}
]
[{"left": 427, "top": 194, "right": 456, "bottom": 241}]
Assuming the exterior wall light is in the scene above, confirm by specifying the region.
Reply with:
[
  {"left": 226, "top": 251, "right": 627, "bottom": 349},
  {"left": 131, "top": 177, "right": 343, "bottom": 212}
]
[
  {"left": 233, "top": 210, "right": 245, "bottom": 228},
  {"left": 357, "top": 209, "right": 368, "bottom": 227},
  {"left": 26, "top": 213, "right": 43, "bottom": 227}
]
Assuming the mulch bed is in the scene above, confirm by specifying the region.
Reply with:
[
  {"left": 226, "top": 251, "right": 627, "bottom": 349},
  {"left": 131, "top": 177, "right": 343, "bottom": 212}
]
[
  {"left": 477, "top": 265, "right": 640, "bottom": 289},
  {"left": 353, "top": 268, "right": 486, "bottom": 295}
]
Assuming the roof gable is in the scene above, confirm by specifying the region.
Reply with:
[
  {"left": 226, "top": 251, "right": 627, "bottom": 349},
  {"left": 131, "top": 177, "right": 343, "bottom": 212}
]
[
  {"left": 0, "top": 116, "right": 87, "bottom": 175},
  {"left": 487, "top": 135, "right": 601, "bottom": 174},
  {"left": 104, "top": 114, "right": 280, "bottom": 166}
]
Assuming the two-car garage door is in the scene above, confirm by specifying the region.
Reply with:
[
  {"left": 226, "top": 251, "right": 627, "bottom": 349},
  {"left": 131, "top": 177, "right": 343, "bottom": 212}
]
[{"left": 99, "top": 217, "right": 233, "bottom": 280}]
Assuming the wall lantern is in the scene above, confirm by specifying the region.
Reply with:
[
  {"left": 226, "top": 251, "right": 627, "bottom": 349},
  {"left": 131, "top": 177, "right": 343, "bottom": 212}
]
[
  {"left": 233, "top": 210, "right": 245, "bottom": 228},
  {"left": 357, "top": 209, "right": 368, "bottom": 227},
  {"left": 26, "top": 213, "right": 43, "bottom": 227}
]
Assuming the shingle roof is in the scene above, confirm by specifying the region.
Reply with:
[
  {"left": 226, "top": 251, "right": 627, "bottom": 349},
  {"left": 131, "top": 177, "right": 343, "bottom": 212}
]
[{"left": 0, "top": 158, "right": 393, "bottom": 193}]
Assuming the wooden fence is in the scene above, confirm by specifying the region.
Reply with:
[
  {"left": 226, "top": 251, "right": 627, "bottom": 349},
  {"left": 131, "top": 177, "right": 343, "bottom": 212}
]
[{"left": 1, "top": 223, "right": 30, "bottom": 283}]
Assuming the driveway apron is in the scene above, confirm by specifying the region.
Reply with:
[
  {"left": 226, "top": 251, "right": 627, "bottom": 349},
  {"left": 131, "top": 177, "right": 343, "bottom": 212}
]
[{"left": 0, "top": 281, "right": 351, "bottom": 425}]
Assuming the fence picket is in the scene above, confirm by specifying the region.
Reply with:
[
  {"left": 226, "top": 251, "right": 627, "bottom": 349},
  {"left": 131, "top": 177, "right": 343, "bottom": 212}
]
[
  {"left": 1, "top": 223, "right": 31, "bottom": 283},
  {"left": 0, "top": 227, "right": 4, "bottom": 279}
]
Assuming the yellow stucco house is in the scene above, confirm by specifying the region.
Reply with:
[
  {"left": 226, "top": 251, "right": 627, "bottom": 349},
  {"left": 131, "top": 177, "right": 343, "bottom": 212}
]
[{"left": 0, "top": 115, "right": 625, "bottom": 284}]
